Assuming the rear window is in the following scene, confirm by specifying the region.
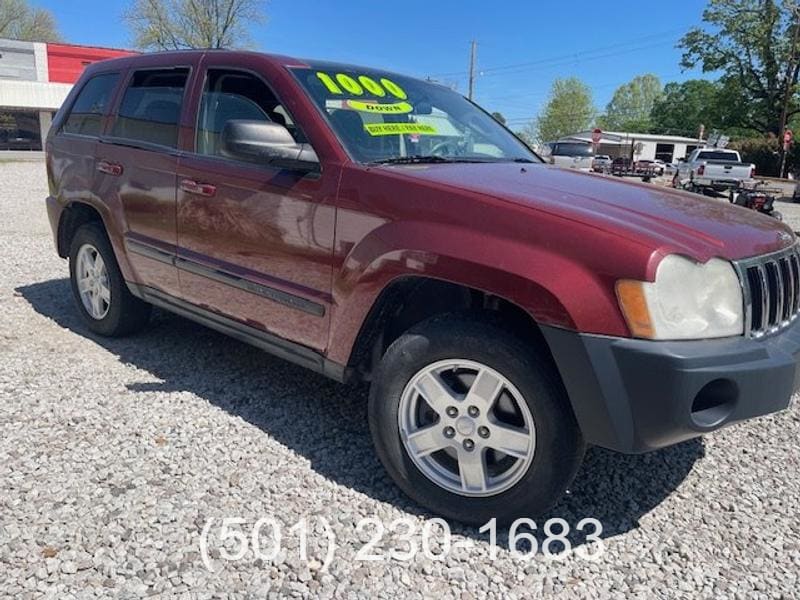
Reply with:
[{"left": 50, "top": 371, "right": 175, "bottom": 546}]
[
  {"left": 111, "top": 68, "right": 189, "bottom": 148},
  {"left": 62, "top": 73, "right": 119, "bottom": 137},
  {"left": 697, "top": 151, "right": 739, "bottom": 161},
  {"left": 551, "top": 142, "right": 593, "bottom": 157}
]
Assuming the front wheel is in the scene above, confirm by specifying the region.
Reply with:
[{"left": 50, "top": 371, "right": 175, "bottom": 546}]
[{"left": 368, "top": 315, "right": 584, "bottom": 525}]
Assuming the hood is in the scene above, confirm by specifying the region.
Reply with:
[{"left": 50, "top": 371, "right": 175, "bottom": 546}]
[{"left": 383, "top": 162, "right": 795, "bottom": 262}]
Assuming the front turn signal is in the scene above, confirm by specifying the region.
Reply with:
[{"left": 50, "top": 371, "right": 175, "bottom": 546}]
[{"left": 615, "top": 280, "right": 655, "bottom": 339}]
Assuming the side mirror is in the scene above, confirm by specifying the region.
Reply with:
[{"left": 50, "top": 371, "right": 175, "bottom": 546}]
[{"left": 221, "top": 120, "right": 319, "bottom": 172}]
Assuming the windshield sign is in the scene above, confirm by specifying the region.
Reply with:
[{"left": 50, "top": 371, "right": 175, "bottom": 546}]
[{"left": 290, "top": 65, "right": 538, "bottom": 164}]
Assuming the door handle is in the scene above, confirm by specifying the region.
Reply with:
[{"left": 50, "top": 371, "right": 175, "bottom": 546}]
[
  {"left": 97, "top": 160, "right": 123, "bottom": 176},
  {"left": 180, "top": 179, "right": 217, "bottom": 197}
]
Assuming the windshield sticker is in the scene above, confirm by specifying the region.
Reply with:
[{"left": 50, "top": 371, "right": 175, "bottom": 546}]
[
  {"left": 316, "top": 72, "right": 408, "bottom": 100},
  {"left": 346, "top": 100, "right": 414, "bottom": 114},
  {"left": 364, "top": 123, "right": 438, "bottom": 136}
]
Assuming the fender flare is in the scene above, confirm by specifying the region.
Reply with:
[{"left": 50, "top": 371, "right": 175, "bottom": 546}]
[
  {"left": 57, "top": 198, "right": 136, "bottom": 282},
  {"left": 325, "top": 220, "right": 618, "bottom": 365}
]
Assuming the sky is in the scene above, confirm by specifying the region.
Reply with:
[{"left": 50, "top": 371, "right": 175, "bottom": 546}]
[{"left": 36, "top": 0, "right": 711, "bottom": 129}]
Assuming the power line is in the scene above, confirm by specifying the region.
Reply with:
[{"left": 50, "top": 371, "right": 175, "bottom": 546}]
[
  {"left": 478, "top": 40, "right": 677, "bottom": 79},
  {"left": 425, "top": 27, "right": 689, "bottom": 79}
]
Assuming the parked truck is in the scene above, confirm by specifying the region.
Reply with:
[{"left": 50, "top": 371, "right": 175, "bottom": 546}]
[{"left": 674, "top": 148, "right": 755, "bottom": 195}]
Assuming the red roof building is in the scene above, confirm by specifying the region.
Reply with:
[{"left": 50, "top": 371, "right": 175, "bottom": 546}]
[
  {"left": 46, "top": 43, "right": 136, "bottom": 84},
  {"left": 0, "top": 38, "right": 137, "bottom": 151}
]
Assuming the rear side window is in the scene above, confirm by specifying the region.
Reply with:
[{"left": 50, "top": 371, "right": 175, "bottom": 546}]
[
  {"left": 111, "top": 68, "right": 189, "bottom": 148},
  {"left": 62, "top": 73, "right": 119, "bottom": 137}
]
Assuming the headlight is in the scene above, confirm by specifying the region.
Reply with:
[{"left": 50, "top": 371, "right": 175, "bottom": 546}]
[{"left": 616, "top": 255, "right": 743, "bottom": 340}]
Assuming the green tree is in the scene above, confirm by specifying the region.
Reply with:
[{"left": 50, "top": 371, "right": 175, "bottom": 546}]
[
  {"left": 650, "top": 79, "right": 722, "bottom": 136},
  {"left": 680, "top": 0, "right": 800, "bottom": 136},
  {"left": 531, "top": 77, "right": 595, "bottom": 143},
  {"left": 125, "top": 0, "right": 267, "bottom": 50},
  {"left": 0, "top": 0, "right": 60, "bottom": 41},
  {"left": 598, "top": 74, "right": 662, "bottom": 132},
  {"left": 727, "top": 135, "right": 782, "bottom": 175}
]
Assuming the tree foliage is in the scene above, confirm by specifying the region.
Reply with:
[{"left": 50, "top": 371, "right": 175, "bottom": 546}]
[
  {"left": 649, "top": 79, "right": 723, "bottom": 136},
  {"left": 0, "top": 0, "right": 60, "bottom": 41},
  {"left": 680, "top": 0, "right": 800, "bottom": 136},
  {"left": 529, "top": 77, "right": 595, "bottom": 143},
  {"left": 598, "top": 74, "right": 662, "bottom": 132},
  {"left": 727, "top": 135, "right": 781, "bottom": 175},
  {"left": 125, "top": 0, "right": 266, "bottom": 50}
]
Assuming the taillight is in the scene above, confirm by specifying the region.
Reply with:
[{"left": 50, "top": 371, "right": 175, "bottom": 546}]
[
  {"left": 750, "top": 166, "right": 756, "bottom": 178},
  {"left": 696, "top": 164, "right": 705, "bottom": 175}
]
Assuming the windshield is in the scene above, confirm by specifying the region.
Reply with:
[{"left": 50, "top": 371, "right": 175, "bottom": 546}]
[{"left": 290, "top": 64, "right": 538, "bottom": 164}]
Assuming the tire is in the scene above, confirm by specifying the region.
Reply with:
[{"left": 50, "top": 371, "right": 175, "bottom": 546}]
[
  {"left": 68, "top": 222, "right": 151, "bottom": 336},
  {"left": 369, "top": 314, "right": 585, "bottom": 525}
]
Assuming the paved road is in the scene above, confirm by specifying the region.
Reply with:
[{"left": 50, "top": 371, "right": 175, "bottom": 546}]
[{"left": 1, "top": 161, "right": 799, "bottom": 598}]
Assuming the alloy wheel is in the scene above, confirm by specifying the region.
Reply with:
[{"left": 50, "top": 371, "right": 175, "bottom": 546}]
[
  {"left": 75, "top": 243, "right": 111, "bottom": 320},
  {"left": 398, "top": 359, "right": 536, "bottom": 497}
]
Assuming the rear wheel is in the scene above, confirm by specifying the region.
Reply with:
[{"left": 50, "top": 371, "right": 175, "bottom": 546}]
[
  {"left": 69, "top": 223, "right": 151, "bottom": 336},
  {"left": 369, "top": 314, "right": 584, "bottom": 525}
]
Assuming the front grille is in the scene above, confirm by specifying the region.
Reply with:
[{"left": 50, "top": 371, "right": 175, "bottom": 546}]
[{"left": 734, "top": 244, "right": 800, "bottom": 337}]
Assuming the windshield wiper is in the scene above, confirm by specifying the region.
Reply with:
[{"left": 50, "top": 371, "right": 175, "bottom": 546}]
[{"left": 369, "top": 156, "right": 486, "bottom": 165}]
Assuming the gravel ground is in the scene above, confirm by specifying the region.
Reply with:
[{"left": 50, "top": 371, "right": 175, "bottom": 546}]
[{"left": 1, "top": 160, "right": 800, "bottom": 599}]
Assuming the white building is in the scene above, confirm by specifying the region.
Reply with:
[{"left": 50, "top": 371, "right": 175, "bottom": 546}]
[{"left": 555, "top": 130, "right": 706, "bottom": 163}]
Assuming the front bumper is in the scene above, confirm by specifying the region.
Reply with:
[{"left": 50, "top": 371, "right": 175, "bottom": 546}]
[{"left": 541, "top": 321, "right": 800, "bottom": 453}]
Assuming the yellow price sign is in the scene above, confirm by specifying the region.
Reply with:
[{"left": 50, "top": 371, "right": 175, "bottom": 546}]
[
  {"left": 345, "top": 100, "right": 413, "bottom": 114},
  {"left": 316, "top": 72, "right": 408, "bottom": 100},
  {"left": 364, "top": 123, "right": 438, "bottom": 136}
]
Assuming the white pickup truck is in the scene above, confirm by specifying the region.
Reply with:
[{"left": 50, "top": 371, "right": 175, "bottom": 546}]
[{"left": 674, "top": 148, "right": 755, "bottom": 194}]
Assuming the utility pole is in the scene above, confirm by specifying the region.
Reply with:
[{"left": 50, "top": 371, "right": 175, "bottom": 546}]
[
  {"left": 468, "top": 40, "right": 477, "bottom": 100},
  {"left": 779, "top": 4, "right": 800, "bottom": 178}
]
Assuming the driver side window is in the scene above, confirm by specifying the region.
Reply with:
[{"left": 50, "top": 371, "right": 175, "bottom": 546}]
[{"left": 196, "top": 68, "right": 303, "bottom": 160}]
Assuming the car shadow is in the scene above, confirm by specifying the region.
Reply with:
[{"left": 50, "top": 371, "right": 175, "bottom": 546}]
[{"left": 16, "top": 278, "right": 704, "bottom": 548}]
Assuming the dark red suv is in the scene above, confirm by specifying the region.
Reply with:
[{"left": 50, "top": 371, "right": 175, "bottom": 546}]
[{"left": 45, "top": 50, "right": 799, "bottom": 523}]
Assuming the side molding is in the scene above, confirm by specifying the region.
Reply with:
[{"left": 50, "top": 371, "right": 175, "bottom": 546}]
[
  {"left": 125, "top": 235, "right": 326, "bottom": 317},
  {"left": 127, "top": 283, "right": 350, "bottom": 383}
]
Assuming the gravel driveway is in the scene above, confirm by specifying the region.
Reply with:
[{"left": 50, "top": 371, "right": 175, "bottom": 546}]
[{"left": 1, "top": 160, "right": 799, "bottom": 599}]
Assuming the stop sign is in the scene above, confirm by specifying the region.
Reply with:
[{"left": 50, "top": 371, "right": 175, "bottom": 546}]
[{"left": 591, "top": 128, "right": 602, "bottom": 144}]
